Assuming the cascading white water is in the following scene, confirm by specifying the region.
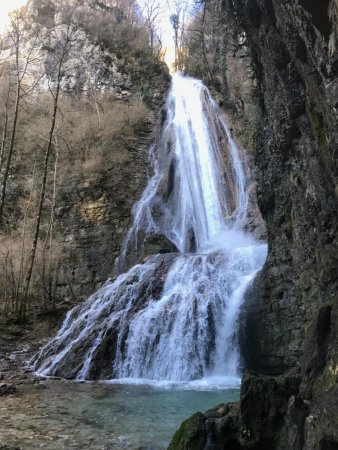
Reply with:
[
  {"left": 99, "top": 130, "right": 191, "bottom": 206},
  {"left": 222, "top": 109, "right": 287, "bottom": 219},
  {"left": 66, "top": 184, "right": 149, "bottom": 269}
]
[
  {"left": 118, "top": 74, "right": 249, "bottom": 264},
  {"left": 32, "top": 73, "right": 267, "bottom": 385}
]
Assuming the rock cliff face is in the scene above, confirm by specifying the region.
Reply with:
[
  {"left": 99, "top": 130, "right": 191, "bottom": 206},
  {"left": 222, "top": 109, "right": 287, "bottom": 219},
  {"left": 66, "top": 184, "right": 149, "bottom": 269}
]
[
  {"left": 52, "top": 93, "right": 169, "bottom": 299},
  {"left": 169, "top": 0, "right": 338, "bottom": 448},
  {"left": 238, "top": 0, "right": 338, "bottom": 377},
  {"left": 32, "top": 0, "right": 170, "bottom": 300},
  {"left": 54, "top": 122, "right": 157, "bottom": 298},
  {"left": 0, "top": 0, "right": 170, "bottom": 304}
]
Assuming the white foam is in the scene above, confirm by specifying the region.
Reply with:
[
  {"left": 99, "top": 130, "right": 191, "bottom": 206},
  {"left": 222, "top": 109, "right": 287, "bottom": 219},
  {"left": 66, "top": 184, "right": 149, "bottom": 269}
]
[{"left": 102, "top": 375, "right": 241, "bottom": 391}]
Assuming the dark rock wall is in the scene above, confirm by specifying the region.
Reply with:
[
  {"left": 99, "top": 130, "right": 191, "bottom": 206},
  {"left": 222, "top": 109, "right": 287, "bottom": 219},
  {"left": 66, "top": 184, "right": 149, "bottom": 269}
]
[
  {"left": 54, "top": 124, "right": 158, "bottom": 299},
  {"left": 47, "top": 87, "right": 169, "bottom": 303},
  {"left": 236, "top": 0, "right": 338, "bottom": 377},
  {"left": 169, "top": 0, "right": 338, "bottom": 448},
  {"left": 230, "top": 0, "right": 338, "bottom": 445}
]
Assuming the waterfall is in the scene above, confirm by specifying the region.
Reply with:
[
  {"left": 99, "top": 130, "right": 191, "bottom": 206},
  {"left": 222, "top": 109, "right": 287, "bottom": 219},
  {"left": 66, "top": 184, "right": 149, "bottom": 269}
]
[{"left": 31, "top": 73, "right": 267, "bottom": 385}]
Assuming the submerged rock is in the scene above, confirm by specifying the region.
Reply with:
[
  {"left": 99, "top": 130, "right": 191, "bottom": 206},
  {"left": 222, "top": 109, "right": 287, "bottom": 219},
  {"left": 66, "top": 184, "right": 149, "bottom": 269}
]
[
  {"left": 0, "top": 446, "right": 21, "bottom": 450},
  {"left": 0, "top": 383, "right": 17, "bottom": 397}
]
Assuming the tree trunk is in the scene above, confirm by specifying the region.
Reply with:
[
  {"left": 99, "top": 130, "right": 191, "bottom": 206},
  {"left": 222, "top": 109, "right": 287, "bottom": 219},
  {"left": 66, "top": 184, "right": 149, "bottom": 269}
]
[
  {"left": 0, "top": 89, "right": 10, "bottom": 175},
  {"left": 0, "top": 81, "right": 20, "bottom": 223},
  {"left": 20, "top": 68, "right": 62, "bottom": 319},
  {"left": 201, "top": 0, "right": 212, "bottom": 82}
]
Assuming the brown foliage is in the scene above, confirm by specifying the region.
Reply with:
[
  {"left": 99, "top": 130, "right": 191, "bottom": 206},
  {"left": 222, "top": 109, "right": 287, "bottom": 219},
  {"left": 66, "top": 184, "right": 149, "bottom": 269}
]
[
  {"left": 0, "top": 0, "right": 160, "bottom": 316},
  {"left": 0, "top": 89, "right": 151, "bottom": 312}
]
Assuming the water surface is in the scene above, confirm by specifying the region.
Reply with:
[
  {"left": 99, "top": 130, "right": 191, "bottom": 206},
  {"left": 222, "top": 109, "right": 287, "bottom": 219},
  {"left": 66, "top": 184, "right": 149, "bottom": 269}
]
[{"left": 0, "top": 381, "right": 239, "bottom": 449}]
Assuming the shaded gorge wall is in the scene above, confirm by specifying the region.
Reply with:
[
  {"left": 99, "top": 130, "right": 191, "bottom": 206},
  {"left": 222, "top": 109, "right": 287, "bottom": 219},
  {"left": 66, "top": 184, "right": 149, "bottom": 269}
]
[{"left": 169, "top": 0, "right": 338, "bottom": 448}]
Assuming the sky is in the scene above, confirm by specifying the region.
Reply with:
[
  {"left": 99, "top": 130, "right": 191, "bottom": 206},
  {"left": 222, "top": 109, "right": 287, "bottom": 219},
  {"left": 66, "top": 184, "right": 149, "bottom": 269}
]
[
  {"left": 137, "top": 0, "right": 196, "bottom": 69},
  {"left": 0, "top": 0, "right": 28, "bottom": 34}
]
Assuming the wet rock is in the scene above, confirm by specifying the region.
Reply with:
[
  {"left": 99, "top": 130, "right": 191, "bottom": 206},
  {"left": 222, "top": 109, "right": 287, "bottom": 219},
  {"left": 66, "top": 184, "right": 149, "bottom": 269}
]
[
  {"left": 168, "top": 413, "right": 207, "bottom": 450},
  {"left": 34, "top": 383, "right": 48, "bottom": 390},
  {"left": 231, "top": 0, "right": 337, "bottom": 447},
  {"left": 118, "top": 231, "right": 178, "bottom": 273},
  {"left": 168, "top": 372, "right": 303, "bottom": 449},
  {"left": 142, "top": 233, "right": 178, "bottom": 259},
  {"left": 0, "top": 446, "right": 21, "bottom": 450},
  {"left": 233, "top": 0, "right": 338, "bottom": 378},
  {"left": 18, "top": 379, "right": 37, "bottom": 386},
  {"left": 0, "top": 383, "right": 17, "bottom": 396},
  {"left": 243, "top": 184, "right": 267, "bottom": 241}
]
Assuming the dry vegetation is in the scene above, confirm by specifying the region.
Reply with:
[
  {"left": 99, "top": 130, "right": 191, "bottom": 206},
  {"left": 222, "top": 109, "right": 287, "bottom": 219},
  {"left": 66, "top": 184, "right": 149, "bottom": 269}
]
[
  {"left": 0, "top": 0, "right": 166, "bottom": 320},
  {"left": 0, "top": 86, "right": 151, "bottom": 317}
]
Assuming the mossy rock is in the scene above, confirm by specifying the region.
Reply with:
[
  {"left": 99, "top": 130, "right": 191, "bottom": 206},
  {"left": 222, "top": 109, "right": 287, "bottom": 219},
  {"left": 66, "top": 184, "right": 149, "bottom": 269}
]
[{"left": 168, "top": 412, "right": 206, "bottom": 450}]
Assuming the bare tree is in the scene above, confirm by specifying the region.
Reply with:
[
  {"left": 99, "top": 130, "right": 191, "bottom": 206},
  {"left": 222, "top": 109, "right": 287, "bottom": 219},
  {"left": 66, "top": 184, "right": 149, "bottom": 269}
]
[
  {"left": 168, "top": 0, "right": 193, "bottom": 71},
  {"left": 170, "top": 13, "right": 179, "bottom": 70},
  {"left": 20, "top": 21, "right": 77, "bottom": 319},
  {"left": 0, "top": 68, "right": 10, "bottom": 176},
  {"left": 0, "top": 6, "right": 40, "bottom": 223},
  {"left": 141, "top": 0, "right": 164, "bottom": 52},
  {"left": 188, "top": 0, "right": 212, "bottom": 80},
  {"left": 97, "top": 0, "right": 141, "bottom": 26}
]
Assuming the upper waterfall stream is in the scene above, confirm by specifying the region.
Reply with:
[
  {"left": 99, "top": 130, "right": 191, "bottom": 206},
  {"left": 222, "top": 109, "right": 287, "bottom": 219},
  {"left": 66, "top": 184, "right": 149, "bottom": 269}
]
[{"left": 32, "top": 74, "right": 267, "bottom": 386}]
